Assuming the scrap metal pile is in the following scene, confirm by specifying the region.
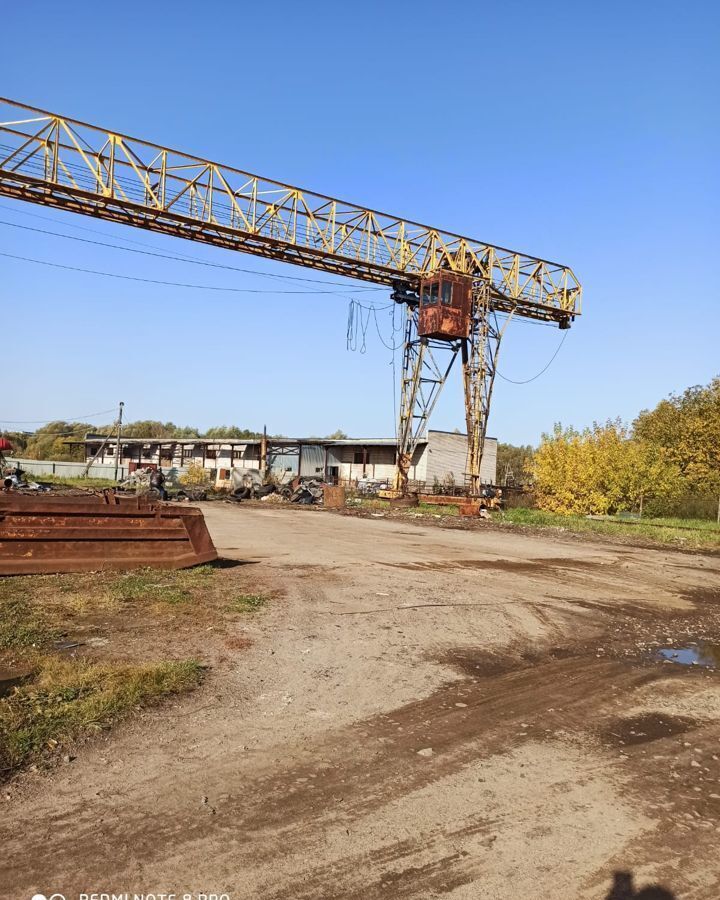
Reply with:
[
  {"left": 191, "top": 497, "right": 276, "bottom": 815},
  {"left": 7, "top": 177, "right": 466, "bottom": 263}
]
[{"left": 228, "top": 469, "right": 327, "bottom": 505}]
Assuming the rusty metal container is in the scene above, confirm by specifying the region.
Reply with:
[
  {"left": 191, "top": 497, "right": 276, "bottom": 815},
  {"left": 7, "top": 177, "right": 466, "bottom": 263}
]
[
  {"left": 0, "top": 492, "right": 218, "bottom": 575},
  {"left": 323, "top": 485, "right": 346, "bottom": 509}
]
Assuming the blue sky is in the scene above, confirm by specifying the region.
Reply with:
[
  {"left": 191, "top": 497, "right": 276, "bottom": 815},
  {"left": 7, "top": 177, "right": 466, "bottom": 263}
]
[{"left": 1, "top": 1, "right": 718, "bottom": 444}]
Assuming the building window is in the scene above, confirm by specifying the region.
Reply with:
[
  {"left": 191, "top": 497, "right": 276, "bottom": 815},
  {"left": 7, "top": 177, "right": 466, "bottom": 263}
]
[
  {"left": 353, "top": 449, "right": 366, "bottom": 465},
  {"left": 205, "top": 448, "right": 217, "bottom": 460},
  {"left": 182, "top": 446, "right": 195, "bottom": 462}
]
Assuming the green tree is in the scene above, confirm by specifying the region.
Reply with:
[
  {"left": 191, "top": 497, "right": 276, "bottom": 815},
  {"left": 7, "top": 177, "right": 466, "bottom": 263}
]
[
  {"left": 22, "top": 421, "right": 92, "bottom": 461},
  {"left": 496, "top": 443, "right": 534, "bottom": 486},
  {"left": 203, "top": 426, "right": 262, "bottom": 439},
  {"left": 120, "top": 421, "right": 199, "bottom": 439}
]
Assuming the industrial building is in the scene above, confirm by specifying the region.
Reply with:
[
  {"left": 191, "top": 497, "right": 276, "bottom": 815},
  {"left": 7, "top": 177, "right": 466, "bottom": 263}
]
[{"left": 75, "top": 431, "right": 497, "bottom": 487}]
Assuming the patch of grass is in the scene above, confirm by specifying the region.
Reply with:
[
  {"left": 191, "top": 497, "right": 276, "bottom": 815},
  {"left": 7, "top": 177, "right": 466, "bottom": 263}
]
[
  {"left": 351, "top": 498, "right": 391, "bottom": 511},
  {"left": 497, "top": 507, "right": 720, "bottom": 549},
  {"left": 110, "top": 571, "right": 161, "bottom": 602},
  {"left": 0, "top": 584, "right": 57, "bottom": 650},
  {"left": 639, "top": 515, "right": 720, "bottom": 532},
  {"left": 187, "top": 564, "right": 215, "bottom": 578},
  {"left": 26, "top": 473, "right": 118, "bottom": 490},
  {"left": 0, "top": 563, "right": 263, "bottom": 778},
  {"left": 351, "top": 498, "right": 459, "bottom": 516},
  {"left": 108, "top": 565, "right": 215, "bottom": 606},
  {"left": 229, "top": 594, "right": 268, "bottom": 613},
  {"left": 418, "top": 502, "right": 460, "bottom": 517},
  {"left": 0, "top": 657, "right": 202, "bottom": 775}
]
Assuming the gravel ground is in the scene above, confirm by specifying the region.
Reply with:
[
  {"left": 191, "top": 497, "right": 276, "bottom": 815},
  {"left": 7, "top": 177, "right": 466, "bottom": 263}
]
[{"left": 2, "top": 503, "right": 720, "bottom": 900}]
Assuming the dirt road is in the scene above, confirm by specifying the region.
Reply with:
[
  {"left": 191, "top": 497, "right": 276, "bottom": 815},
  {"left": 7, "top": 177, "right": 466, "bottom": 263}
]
[{"left": 3, "top": 505, "right": 720, "bottom": 899}]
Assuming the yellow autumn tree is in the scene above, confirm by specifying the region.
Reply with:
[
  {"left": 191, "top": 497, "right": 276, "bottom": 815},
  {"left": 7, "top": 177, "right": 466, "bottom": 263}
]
[{"left": 533, "top": 421, "right": 680, "bottom": 515}]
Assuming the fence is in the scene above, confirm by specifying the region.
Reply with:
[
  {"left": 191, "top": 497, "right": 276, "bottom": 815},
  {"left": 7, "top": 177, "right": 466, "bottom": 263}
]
[
  {"left": 7, "top": 458, "right": 129, "bottom": 481},
  {"left": 641, "top": 495, "right": 720, "bottom": 522}
]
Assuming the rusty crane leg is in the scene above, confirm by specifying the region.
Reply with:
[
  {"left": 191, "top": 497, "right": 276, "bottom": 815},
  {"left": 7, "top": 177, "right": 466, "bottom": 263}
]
[
  {"left": 461, "top": 283, "right": 514, "bottom": 496},
  {"left": 394, "top": 304, "right": 460, "bottom": 493}
]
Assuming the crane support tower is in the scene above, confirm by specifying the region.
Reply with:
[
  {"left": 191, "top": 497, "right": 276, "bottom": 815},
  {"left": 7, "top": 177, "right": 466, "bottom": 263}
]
[{"left": 0, "top": 98, "right": 582, "bottom": 494}]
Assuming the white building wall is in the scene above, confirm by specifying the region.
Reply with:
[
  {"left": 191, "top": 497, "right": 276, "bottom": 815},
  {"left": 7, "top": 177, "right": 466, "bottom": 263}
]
[
  {"left": 422, "top": 431, "right": 497, "bottom": 486},
  {"left": 329, "top": 446, "right": 413, "bottom": 483}
]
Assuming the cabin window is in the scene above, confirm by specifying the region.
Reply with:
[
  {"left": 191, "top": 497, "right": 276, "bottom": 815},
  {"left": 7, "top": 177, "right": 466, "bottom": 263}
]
[
  {"left": 421, "top": 282, "right": 439, "bottom": 305},
  {"left": 441, "top": 281, "right": 453, "bottom": 305}
]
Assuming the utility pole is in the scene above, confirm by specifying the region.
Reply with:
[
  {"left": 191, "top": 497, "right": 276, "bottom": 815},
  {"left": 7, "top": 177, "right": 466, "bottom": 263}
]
[{"left": 113, "top": 401, "right": 124, "bottom": 482}]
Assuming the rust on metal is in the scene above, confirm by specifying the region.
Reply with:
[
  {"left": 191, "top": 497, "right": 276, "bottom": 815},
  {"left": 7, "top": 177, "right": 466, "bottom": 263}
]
[
  {"left": 388, "top": 493, "right": 419, "bottom": 509},
  {"left": 0, "top": 491, "right": 218, "bottom": 575},
  {"left": 418, "top": 493, "right": 465, "bottom": 506},
  {"left": 417, "top": 273, "right": 473, "bottom": 340},
  {"left": 459, "top": 499, "right": 482, "bottom": 517},
  {"left": 322, "top": 485, "right": 346, "bottom": 509}
]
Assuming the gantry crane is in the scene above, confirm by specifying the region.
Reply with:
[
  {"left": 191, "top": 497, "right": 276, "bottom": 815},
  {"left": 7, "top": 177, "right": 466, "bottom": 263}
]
[{"left": 0, "top": 98, "right": 581, "bottom": 494}]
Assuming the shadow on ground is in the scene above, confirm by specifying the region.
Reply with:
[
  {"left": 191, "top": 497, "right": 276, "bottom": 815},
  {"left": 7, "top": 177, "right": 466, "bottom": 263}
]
[{"left": 605, "top": 870, "right": 676, "bottom": 899}]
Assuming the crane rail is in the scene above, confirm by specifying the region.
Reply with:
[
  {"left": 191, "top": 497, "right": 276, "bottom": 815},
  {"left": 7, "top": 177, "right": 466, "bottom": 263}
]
[{"left": 0, "top": 98, "right": 581, "bottom": 321}]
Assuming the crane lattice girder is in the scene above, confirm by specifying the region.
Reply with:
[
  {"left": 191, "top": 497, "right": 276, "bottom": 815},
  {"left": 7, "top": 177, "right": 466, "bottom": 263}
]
[{"left": 0, "top": 98, "right": 581, "bottom": 322}]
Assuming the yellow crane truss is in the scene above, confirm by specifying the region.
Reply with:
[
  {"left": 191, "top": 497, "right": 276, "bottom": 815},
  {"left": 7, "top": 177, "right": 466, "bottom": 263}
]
[
  {"left": 0, "top": 98, "right": 580, "bottom": 322},
  {"left": 0, "top": 97, "right": 583, "bottom": 496}
]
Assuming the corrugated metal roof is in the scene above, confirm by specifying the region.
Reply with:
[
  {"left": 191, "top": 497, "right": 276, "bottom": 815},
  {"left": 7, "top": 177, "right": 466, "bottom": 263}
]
[
  {"left": 325, "top": 438, "right": 404, "bottom": 447},
  {"left": 72, "top": 435, "right": 410, "bottom": 447},
  {"left": 427, "top": 430, "right": 498, "bottom": 441}
]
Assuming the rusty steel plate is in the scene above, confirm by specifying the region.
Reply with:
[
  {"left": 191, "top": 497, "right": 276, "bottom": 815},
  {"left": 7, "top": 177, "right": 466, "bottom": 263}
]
[
  {"left": 418, "top": 494, "right": 465, "bottom": 506},
  {"left": 0, "top": 491, "right": 218, "bottom": 575}
]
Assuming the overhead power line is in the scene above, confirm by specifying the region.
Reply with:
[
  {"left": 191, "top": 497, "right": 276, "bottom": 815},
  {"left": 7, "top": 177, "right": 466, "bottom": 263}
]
[
  {"left": 0, "top": 249, "right": 375, "bottom": 295},
  {"left": 0, "top": 213, "right": 382, "bottom": 291},
  {"left": 0, "top": 428, "right": 114, "bottom": 437},
  {"left": 496, "top": 331, "right": 569, "bottom": 384},
  {"left": 0, "top": 407, "right": 118, "bottom": 424}
]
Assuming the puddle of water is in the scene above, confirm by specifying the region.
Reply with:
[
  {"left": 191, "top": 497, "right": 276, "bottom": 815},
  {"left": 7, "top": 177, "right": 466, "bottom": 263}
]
[{"left": 656, "top": 642, "right": 720, "bottom": 669}]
